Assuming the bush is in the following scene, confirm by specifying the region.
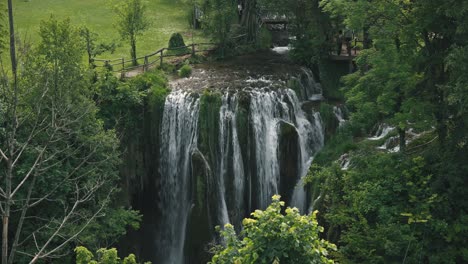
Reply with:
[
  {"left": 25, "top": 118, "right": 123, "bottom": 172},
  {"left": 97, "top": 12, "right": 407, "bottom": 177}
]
[
  {"left": 209, "top": 195, "right": 336, "bottom": 264},
  {"left": 168, "top": 32, "right": 186, "bottom": 48},
  {"left": 167, "top": 33, "right": 190, "bottom": 55},
  {"left": 178, "top": 64, "right": 192, "bottom": 78}
]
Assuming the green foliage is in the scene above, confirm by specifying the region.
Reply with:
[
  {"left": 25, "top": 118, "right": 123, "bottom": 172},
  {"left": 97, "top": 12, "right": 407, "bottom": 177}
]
[
  {"left": 75, "top": 246, "right": 148, "bottom": 264},
  {"left": 178, "top": 64, "right": 192, "bottom": 78},
  {"left": 37, "top": 16, "right": 85, "bottom": 92},
  {"left": 314, "top": 2, "right": 468, "bottom": 260},
  {"left": 210, "top": 195, "right": 336, "bottom": 264},
  {"left": 95, "top": 69, "right": 168, "bottom": 133},
  {"left": 77, "top": 208, "right": 142, "bottom": 250},
  {"left": 76, "top": 246, "right": 95, "bottom": 264},
  {"left": 114, "top": 0, "right": 150, "bottom": 65},
  {"left": 316, "top": 154, "right": 440, "bottom": 263},
  {"left": 0, "top": 16, "right": 140, "bottom": 263}
]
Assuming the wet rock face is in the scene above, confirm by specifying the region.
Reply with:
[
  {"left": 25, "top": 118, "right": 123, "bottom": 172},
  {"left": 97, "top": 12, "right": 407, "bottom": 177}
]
[
  {"left": 278, "top": 121, "right": 301, "bottom": 206},
  {"left": 185, "top": 150, "right": 213, "bottom": 264}
]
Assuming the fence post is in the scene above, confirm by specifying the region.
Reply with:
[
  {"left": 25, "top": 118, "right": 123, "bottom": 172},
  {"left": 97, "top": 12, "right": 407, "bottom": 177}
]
[
  {"left": 120, "top": 58, "right": 125, "bottom": 79},
  {"left": 192, "top": 43, "right": 195, "bottom": 56},
  {"left": 159, "top": 50, "right": 163, "bottom": 68},
  {"left": 144, "top": 56, "right": 148, "bottom": 72}
]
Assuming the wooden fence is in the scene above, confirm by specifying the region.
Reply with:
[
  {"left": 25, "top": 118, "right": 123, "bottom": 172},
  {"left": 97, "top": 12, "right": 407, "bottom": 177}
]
[{"left": 93, "top": 43, "right": 217, "bottom": 77}]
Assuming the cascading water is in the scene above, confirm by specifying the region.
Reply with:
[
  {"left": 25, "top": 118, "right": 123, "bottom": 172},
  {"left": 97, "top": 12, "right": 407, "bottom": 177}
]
[
  {"left": 333, "top": 106, "right": 346, "bottom": 127},
  {"left": 300, "top": 67, "right": 324, "bottom": 101},
  {"left": 368, "top": 124, "right": 395, "bottom": 140},
  {"left": 157, "top": 91, "right": 200, "bottom": 264},
  {"left": 217, "top": 93, "right": 244, "bottom": 226}
]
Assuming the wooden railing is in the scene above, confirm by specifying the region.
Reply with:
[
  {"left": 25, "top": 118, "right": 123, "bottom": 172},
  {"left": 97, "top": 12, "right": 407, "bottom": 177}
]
[{"left": 93, "top": 43, "right": 217, "bottom": 77}]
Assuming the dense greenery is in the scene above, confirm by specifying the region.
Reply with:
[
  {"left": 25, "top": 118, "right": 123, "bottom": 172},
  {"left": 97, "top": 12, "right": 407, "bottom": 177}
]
[
  {"left": 304, "top": 0, "right": 468, "bottom": 263},
  {"left": 210, "top": 195, "right": 336, "bottom": 264},
  {"left": 0, "top": 12, "right": 173, "bottom": 262}
]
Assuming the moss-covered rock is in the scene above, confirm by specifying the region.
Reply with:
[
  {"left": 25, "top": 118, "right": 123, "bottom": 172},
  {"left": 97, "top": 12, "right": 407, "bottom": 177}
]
[
  {"left": 235, "top": 91, "right": 255, "bottom": 212},
  {"left": 320, "top": 103, "right": 340, "bottom": 140},
  {"left": 198, "top": 89, "right": 223, "bottom": 170}
]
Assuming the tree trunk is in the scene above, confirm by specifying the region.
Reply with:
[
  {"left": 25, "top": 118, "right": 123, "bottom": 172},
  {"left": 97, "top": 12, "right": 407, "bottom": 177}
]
[
  {"left": 7, "top": 0, "right": 16, "bottom": 77},
  {"left": 398, "top": 127, "right": 406, "bottom": 153},
  {"left": 240, "top": 0, "right": 258, "bottom": 43},
  {"left": 3, "top": 0, "right": 17, "bottom": 263},
  {"left": 131, "top": 36, "right": 137, "bottom": 66}
]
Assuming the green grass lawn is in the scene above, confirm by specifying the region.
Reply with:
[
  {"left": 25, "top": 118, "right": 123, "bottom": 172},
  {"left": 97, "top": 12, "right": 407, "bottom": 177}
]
[{"left": 12, "top": 0, "right": 207, "bottom": 61}]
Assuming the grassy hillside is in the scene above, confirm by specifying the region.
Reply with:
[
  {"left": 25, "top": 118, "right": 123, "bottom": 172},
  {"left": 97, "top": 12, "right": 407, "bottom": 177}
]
[{"left": 12, "top": 0, "right": 206, "bottom": 60}]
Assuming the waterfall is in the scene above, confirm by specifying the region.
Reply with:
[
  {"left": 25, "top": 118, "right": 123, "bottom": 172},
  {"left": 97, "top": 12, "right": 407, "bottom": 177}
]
[
  {"left": 286, "top": 92, "right": 324, "bottom": 213},
  {"left": 154, "top": 85, "right": 325, "bottom": 263},
  {"left": 249, "top": 89, "right": 283, "bottom": 209},
  {"left": 249, "top": 89, "right": 324, "bottom": 212},
  {"left": 157, "top": 91, "right": 200, "bottom": 264},
  {"left": 217, "top": 93, "right": 244, "bottom": 226},
  {"left": 300, "top": 68, "right": 324, "bottom": 101}
]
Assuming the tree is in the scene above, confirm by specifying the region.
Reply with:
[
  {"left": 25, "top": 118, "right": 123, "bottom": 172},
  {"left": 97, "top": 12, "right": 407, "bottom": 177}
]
[
  {"left": 114, "top": 0, "right": 150, "bottom": 66},
  {"left": 209, "top": 195, "right": 336, "bottom": 264},
  {"left": 80, "top": 27, "right": 116, "bottom": 67},
  {"left": 0, "top": 15, "right": 137, "bottom": 263},
  {"left": 202, "top": 0, "right": 237, "bottom": 58}
]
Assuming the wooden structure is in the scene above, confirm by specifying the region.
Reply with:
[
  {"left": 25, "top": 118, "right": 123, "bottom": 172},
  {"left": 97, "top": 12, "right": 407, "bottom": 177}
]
[
  {"left": 261, "top": 14, "right": 288, "bottom": 30},
  {"left": 330, "top": 39, "right": 362, "bottom": 61},
  {"left": 93, "top": 43, "right": 216, "bottom": 78}
]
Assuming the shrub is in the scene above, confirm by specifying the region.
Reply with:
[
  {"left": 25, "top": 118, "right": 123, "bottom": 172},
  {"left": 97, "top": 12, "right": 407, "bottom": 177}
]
[
  {"left": 209, "top": 195, "right": 336, "bottom": 264},
  {"left": 167, "top": 33, "right": 190, "bottom": 55},
  {"left": 168, "top": 32, "right": 186, "bottom": 48},
  {"left": 178, "top": 64, "right": 192, "bottom": 78}
]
